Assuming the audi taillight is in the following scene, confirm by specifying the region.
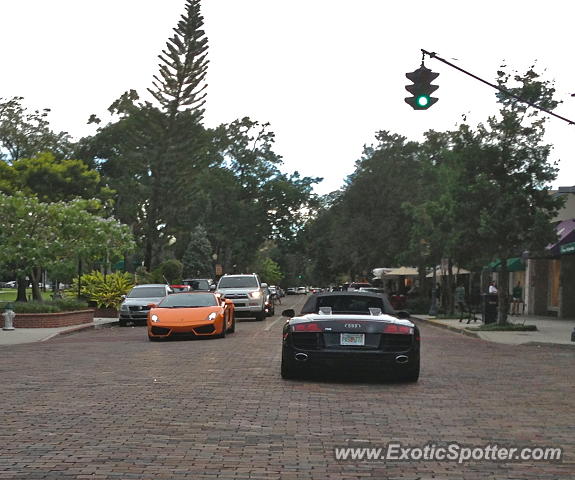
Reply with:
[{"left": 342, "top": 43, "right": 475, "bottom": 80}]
[
  {"left": 383, "top": 324, "right": 413, "bottom": 335},
  {"left": 292, "top": 323, "right": 322, "bottom": 332}
]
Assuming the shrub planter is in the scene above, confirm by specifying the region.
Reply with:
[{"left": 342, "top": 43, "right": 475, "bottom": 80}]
[
  {"left": 1, "top": 310, "right": 95, "bottom": 328},
  {"left": 93, "top": 308, "right": 119, "bottom": 318}
]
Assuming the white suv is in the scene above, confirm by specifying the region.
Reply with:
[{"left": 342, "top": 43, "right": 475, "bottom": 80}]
[{"left": 216, "top": 274, "right": 268, "bottom": 321}]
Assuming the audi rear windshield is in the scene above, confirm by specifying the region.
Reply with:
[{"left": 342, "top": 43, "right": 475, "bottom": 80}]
[
  {"left": 218, "top": 276, "right": 258, "bottom": 288},
  {"left": 303, "top": 295, "right": 387, "bottom": 314}
]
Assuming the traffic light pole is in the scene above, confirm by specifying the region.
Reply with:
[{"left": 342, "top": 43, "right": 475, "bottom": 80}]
[{"left": 421, "top": 49, "right": 575, "bottom": 126}]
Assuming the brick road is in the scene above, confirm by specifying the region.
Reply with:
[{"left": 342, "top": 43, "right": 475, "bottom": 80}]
[{"left": 1, "top": 295, "right": 573, "bottom": 479}]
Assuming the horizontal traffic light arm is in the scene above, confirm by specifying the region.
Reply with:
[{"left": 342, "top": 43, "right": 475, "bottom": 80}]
[{"left": 421, "top": 49, "right": 575, "bottom": 126}]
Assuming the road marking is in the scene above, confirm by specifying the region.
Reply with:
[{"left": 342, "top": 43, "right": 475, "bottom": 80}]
[{"left": 264, "top": 316, "right": 282, "bottom": 331}]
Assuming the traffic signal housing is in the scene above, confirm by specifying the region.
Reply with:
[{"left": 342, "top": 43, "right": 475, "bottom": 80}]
[{"left": 405, "top": 65, "right": 439, "bottom": 110}]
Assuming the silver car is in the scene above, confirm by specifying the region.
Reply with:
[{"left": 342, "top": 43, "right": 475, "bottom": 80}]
[
  {"left": 216, "top": 274, "right": 268, "bottom": 321},
  {"left": 118, "top": 284, "right": 172, "bottom": 326}
]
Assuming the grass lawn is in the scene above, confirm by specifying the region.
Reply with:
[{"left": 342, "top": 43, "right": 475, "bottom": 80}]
[{"left": 0, "top": 289, "right": 53, "bottom": 302}]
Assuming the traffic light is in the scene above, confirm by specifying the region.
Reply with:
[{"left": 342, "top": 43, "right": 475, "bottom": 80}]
[{"left": 405, "top": 65, "right": 439, "bottom": 110}]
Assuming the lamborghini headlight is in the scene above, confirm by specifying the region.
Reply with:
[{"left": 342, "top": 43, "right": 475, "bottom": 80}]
[
  {"left": 151, "top": 314, "right": 160, "bottom": 323},
  {"left": 207, "top": 312, "right": 217, "bottom": 321}
]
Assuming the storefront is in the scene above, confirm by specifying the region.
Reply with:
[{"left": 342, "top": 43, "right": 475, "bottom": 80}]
[{"left": 526, "top": 219, "right": 575, "bottom": 318}]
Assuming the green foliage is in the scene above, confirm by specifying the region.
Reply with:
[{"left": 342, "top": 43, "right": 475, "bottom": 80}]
[
  {"left": 0, "top": 96, "right": 72, "bottom": 162},
  {"left": 10, "top": 299, "right": 89, "bottom": 313},
  {"left": 405, "top": 296, "right": 430, "bottom": 315},
  {"left": 70, "top": 271, "right": 134, "bottom": 309},
  {"left": 148, "top": 0, "right": 208, "bottom": 119},
  {"left": 0, "top": 193, "right": 135, "bottom": 280},
  {"left": 255, "top": 257, "right": 283, "bottom": 286},
  {"left": 182, "top": 225, "right": 213, "bottom": 277},
  {"left": 159, "top": 259, "right": 183, "bottom": 284},
  {"left": 0, "top": 152, "right": 112, "bottom": 203},
  {"left": 469, "top": 323, "right": 537, "bottom": 332}
]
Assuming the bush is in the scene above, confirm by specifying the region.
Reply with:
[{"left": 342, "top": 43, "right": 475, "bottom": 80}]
[
  {"left": 69, "top": 271, "right": 134, "bottom": 309},
  {"left": 469, "top": 322, "right": 538, "bottom": 332},
  {"left": 405, "top": 296, "right": 430, "bottom": 315},
  {"left": 8, "top": 299, "right": 89, "bottom": 313}
]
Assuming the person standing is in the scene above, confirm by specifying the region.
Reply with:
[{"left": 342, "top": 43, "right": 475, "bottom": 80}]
[
  {"left": 511, "top": 281, "right": 523, "bottom": 315},
  {"left": 488, "top": 281, "right": 498, "bottom": 294},
  {"left": 455, "top": 284, "right": 467, "bottom": 322}
]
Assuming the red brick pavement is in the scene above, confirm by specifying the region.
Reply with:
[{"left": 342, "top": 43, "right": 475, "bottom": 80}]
[{"left": 0, "top": 295, "right": 573, "bottom": 479}]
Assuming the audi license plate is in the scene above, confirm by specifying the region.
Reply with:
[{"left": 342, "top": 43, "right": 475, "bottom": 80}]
[{"left": 340, "top": 333, "right": 365, "bottom": 346}]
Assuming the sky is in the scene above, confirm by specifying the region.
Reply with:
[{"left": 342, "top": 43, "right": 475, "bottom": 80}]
[{"left": 1, "top": 0, "right": 573, "bottom": 195}]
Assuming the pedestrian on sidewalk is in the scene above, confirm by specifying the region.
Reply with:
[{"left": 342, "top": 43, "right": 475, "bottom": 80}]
[
  {"left": 488, "top": 281, "right": 498, "bottom": 294},
  {"left": 455, "top": 283, "right": 467, "bottom": 322},
  {"left": 511, "top": 281, "right": 523, "bottom": 315}
]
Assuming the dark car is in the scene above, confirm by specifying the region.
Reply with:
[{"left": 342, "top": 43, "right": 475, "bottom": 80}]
[
  {"left": 182, "top": 278, "right": 212, "bottom": 291},
  {"left": 280, "top": 292, "right": 419, "bottom": 382}
]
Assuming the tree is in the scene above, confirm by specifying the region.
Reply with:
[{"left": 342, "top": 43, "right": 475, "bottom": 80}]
[
  {"left": 474, "top": 66, "right": 563, "bottom": 324},
  {"left": 0, "top": 96, "right": 72, "bottom": 162},
  {"left": 0, "top": 152, "right": 111, "bottom": 203},
  {"left": 148, "top": 0, "right": 208, "bottom": 120},
  {"left": 0, "top": 193, "right": 135, "bottom": 301},
  {"left": 182, "top": 225, "right": 213, "bottom": 277}
]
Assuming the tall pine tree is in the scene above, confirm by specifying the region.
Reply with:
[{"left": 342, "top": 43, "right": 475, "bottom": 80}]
[{"left": 143, "top": 0, "right": 209, "bottom": 269}]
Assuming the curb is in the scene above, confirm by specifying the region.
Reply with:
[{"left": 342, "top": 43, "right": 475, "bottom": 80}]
[
  {"left": 40, "top": 320, "right": 118, "bottom": 342},
  {"left": 411, "top": 316, "right": 480, "bottom": 338}
]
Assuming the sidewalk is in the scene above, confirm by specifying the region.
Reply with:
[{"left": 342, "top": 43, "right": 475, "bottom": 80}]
[
  {"left": 0, "top": 318, "right": 118, "bottom": 346},
  {"left": 413, "top": 314, "right": 575, "bottom": 347}
]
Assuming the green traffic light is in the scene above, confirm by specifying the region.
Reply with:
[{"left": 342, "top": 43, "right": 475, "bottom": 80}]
[{"left": 417, "top": 95, "right": 430, "bottom": 107}]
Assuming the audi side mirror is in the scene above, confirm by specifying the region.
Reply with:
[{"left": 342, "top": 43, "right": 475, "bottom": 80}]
[{"left": 282, "top": 309, "right": 295, "bottom": 318}]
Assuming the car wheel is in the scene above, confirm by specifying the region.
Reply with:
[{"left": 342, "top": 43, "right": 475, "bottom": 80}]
[
  {"left": 398, "top": 362, "right": 420, "bottom": 382},
  {"left": 255, "top": 311, "right": 266, "bottom": 321},
  {"left": 281, "top": 358, "right": 298, "bottom": 380},
  {"left": 219, "top": 315, "right": 227, "bottom": 338},
  {"left": 119, "top": 319, "right": 127, "bottom": 327},
  {"left": 229, "top": 314, "right": 236, "bottom": 333}
]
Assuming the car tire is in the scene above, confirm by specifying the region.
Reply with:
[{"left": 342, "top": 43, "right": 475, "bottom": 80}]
[
  {"left": 255, "top": 311, "right": 266, "bottom": 321},
  {"left": 229, "top": 314, "right": 236, "bottom": 333},
  {"left": 398, "top": 362, "right": 420, "bottom": 382},
  {"left": 281, "top": 356, "right": 299, "bottom": 380},
  {"left": 119, "top": 319, "right": 127, "bottom": 327},
  {"left": 219, "top": 315, "right": 227, "bottom": 338}
]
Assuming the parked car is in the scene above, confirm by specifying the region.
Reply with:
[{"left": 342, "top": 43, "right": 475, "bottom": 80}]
[
  {"left": 296, "top": 286, "right": 307, "bottom": 295},
  {"left": 348, "top": 282, "right": 373, "bottom": 291},
  {"left": 286, "top": 288, "right": 297, "bottom": 295},
  {"left": 182, "top": 278, "right": 213, "bottom": 291},
  {"left": 0, "top": 280, "right": 17, "bottom": 288},
  {"left": 216, "top": 274, "right": 268, "bottom": 321},
  {"left": 280, "top": 291, "right": 419, "bottom": 382},
  {"left": 119, "top": 284, "right": 173, "bottom": 326},
  {"left": 170, "top": 284, "right": 191, "bottom": 293},
  {"left": 263, "top": 285, "right": 275, "bottom": 317},
  {"left": 147, "top": 292, "right": 235, "bottom": 341}
]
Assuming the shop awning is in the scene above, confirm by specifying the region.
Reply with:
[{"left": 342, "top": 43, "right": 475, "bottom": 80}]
[
  {"left": 547, "top": 219, "right": 575, "bottom": 256},
  {"left": 426, "top": 266, "right": 471, "bottom": 278},
  {"left": 384, "top": 266, "right": 419, "bottom": 277},
  {"left": 486, "top": 257, "right": 526, "bottom": 272}
]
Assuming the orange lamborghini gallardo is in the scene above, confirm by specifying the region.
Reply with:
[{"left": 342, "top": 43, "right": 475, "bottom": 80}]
[{"left": 147, "top": 292, "right": 235, "bottom": 341}]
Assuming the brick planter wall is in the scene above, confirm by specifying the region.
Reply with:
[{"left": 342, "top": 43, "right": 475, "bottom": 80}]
[
  {"left": 94, "top": 308, "right": 118, "bottom": 318},
  {"left": 1, "top": 310, "right": 94, "bottom": 328}
]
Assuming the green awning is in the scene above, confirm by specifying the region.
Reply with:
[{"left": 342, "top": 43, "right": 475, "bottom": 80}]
[{"left": 485, "top": 257, "right": 526, "bottom": 272}]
